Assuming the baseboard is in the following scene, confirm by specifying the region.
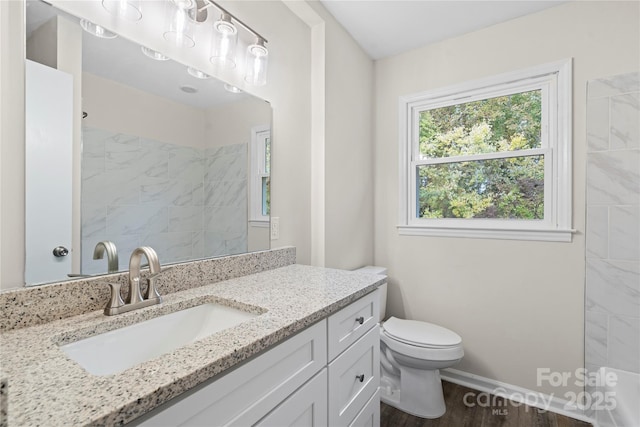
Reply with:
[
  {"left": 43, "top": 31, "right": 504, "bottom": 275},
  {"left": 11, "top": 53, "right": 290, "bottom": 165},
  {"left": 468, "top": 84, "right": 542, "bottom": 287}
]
[{"left": 440, "top": 368, "right": 596, "bottom": 425}]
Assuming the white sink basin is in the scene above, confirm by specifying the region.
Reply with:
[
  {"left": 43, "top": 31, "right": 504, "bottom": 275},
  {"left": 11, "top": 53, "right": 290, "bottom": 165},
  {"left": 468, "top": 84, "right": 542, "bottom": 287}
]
[{"left": 60, "top": 303, "right": 258, "bottom": 376}]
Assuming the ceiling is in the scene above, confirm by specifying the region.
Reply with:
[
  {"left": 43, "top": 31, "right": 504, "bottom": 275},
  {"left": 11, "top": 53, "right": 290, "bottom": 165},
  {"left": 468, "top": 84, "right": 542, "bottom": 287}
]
[{"left": 319, "top": 0, "right": 567, "bottom": 60}]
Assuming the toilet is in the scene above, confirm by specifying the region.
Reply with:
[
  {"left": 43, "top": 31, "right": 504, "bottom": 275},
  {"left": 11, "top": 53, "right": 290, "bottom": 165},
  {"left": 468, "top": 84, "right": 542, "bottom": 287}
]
[{"left": 355, "top": 266, "right": 464, "bottom": 419}]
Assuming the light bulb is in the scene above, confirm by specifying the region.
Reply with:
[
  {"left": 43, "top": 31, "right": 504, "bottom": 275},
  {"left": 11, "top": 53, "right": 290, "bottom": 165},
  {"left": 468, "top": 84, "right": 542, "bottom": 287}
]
[
  {"left": 244, "top": 38, "right": 268, "bottom": 86},
  {"left": 163, "top": 0, "right": 198, "bottom": 48},
  {"left": 210, "top": 14, "right": 237, "bottom": 69},
  {"left": 102, "top": 0, "right": 142, "bottom": 21}
]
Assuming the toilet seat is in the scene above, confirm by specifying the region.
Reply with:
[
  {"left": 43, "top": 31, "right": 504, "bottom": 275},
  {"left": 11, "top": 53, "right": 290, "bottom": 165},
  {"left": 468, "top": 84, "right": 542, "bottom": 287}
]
[
  {"left": 380, "top": 317, "right": 464, "bottom": 362},
  {"left": 382, "top": 317, "right": 462, "bottom": 348}
]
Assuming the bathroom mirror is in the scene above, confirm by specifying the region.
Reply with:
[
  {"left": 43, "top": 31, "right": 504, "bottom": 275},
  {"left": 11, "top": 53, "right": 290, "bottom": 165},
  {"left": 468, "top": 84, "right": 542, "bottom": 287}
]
[{"left": 24, "top": 0, "right": 271, "bottom": 285}]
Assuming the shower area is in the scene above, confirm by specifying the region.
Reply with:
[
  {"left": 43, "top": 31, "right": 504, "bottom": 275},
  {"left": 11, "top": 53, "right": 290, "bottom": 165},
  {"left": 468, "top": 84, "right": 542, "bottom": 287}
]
[{"left": 585, "top": 71, "right": 639, "bottom": 427}]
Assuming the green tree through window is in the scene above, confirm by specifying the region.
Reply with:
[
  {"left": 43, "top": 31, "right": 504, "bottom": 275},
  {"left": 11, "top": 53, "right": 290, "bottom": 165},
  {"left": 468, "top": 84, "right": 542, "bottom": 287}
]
[{"left": 417, "top": 91, "right": 544, "bottom": 220}]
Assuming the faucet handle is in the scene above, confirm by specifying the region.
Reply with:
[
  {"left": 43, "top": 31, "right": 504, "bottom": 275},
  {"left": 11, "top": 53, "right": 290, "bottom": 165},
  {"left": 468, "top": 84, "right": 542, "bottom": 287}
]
[
  {"left": 145, "top": 277, "right": 162, "bottom": 301},
  {"left": 104, "top": 282, "right": 125, "bottom": 315},
  {"left": 144, "top": 267, "right": 173, "bottom": 300}
]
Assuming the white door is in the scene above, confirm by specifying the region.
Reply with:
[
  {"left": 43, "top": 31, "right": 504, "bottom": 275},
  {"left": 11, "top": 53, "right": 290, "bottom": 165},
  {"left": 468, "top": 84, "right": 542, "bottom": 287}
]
[{"left": 25, "top": 59, "right": 73, "bottom": 285}]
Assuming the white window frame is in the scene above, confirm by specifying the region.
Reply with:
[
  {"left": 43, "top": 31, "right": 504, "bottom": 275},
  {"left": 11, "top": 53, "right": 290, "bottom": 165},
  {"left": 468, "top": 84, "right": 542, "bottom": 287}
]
[
  {"left": 398, "top": 59, "right": 574, "bottom": 242},
  {"left": 249, "top": 125, "right": 270, "bottom": 227}
]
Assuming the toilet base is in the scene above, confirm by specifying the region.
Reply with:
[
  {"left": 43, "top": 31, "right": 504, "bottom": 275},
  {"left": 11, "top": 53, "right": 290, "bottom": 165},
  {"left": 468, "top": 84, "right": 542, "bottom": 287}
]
[{"left": 380, "top": 367, "right": 446, "bottom": 419}]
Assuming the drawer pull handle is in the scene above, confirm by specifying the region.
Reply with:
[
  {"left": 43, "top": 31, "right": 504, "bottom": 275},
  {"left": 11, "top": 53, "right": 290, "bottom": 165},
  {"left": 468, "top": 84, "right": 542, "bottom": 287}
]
[
  {"left": 356, "top": 374, "right": 365, "bottom": 383},
  {"left": 355, "top": 316, "right": 364, "bottom": 325}
]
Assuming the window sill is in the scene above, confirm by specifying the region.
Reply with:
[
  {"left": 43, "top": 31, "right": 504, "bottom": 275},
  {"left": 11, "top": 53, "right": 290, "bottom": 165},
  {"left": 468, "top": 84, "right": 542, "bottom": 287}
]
[
  {"left": 397, "top": 225, "right": 575, "bottom": 242},
  {"left": 249, "top": 220, "right": 270, "bottom": 228}
]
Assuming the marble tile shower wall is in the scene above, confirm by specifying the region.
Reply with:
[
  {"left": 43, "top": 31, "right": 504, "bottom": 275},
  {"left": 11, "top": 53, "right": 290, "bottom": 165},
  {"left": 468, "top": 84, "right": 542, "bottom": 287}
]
[
  {"left": 81, "top": 127, "right": 247, "bottom": 275},
  {"left": 585, "top": 72, "right": 640, "bottom": 376}
]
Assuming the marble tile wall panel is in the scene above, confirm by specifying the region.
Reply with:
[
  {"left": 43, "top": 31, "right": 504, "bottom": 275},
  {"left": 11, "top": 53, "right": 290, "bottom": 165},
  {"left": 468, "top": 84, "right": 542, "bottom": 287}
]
[
  {"left": 610, "top": 93, "right": 640, "bottom": 150},
  {"left": 587, "top": 73, "right": 640, "bottom": 99},
  {"left": 586, "top": 206, "right": 608, "bottom": 259},
  {"left": 609, "top": 205, "right": 640, "bottom": 260},
  {"left": 585, "top": 72, "right": 640, "bottom": 375},
  {"left": 141, "top": 232, "right": 195, "bottom": 263},
  {"left": 586, "top": 97, "right": 610, "bottom": 152},
  {"left": 608, "top": 315, "right": 640, "bottom": 372},
  {"left": 586, "top": 150, "right": 640, "bottom": 206},
  {"left": 586, "top": 259, "right": 640, "bottom": 318},
  {"left": 81, "top": 126, "right": 249, "bottom": 275},
  {"left": 585, "top": 311, "right": 608, "bottom": 369}
]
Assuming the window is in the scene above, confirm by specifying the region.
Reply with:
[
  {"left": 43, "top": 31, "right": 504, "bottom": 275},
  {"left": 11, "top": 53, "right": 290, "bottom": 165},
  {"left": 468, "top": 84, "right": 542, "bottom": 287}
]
[
  {"left": 250, "top": 125, "right": 270, "bottom": 226},
  {"left": 399, "top": 60, "right": 573, "bottom": 241}
]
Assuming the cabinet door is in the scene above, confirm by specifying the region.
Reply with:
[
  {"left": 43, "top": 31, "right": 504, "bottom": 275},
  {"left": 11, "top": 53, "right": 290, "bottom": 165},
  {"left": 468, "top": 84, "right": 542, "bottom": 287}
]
[
  {"left": 349, "top": 389, "right": 380, "bottom": 427},
  {"left": 255, "top": 369, "right": 328, "bottom": 427},
  {"left": 132, "top": 321, "right": 326, "bottom": 426},
  {"left": 329, "top": 326, "right": 380, "bottom": 427}
]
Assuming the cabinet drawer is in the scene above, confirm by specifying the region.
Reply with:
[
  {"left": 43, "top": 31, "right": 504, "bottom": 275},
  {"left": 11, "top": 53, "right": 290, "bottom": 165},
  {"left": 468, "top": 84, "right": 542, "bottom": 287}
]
[
  {"left": 328, "top": 289, "right": 379, "bottom": 361},
  {"left": 133, "top": 320, "right": 327, "bottom": 426},
  {"left": 349, "top": 389, "right": 380, "bottom": 427},
  {"left": 328, "top": 326, "right": 380, "bottom": 427},
  {"left": 255, "top": 369, "right": 328, "bottom": 427}
]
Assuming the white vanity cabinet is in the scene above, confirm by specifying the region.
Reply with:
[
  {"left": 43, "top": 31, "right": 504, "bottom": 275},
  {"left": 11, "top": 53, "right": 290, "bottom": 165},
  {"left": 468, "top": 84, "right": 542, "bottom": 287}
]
[
  {"left": 130, "top": 289, "right": 380, "bottom": 427},
  {"left": 327, "top": 289, "right": 380, "bottom": 427}
]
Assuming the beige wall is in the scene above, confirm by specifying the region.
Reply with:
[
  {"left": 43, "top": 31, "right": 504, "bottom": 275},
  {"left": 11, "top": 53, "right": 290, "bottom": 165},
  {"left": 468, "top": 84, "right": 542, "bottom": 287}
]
[
  {"left": 0, "top": 1, "right": 25, "bottom": 290},
  {"left": 83, "top": 72, "right": 207, "bottom": 149},
  {"left": 26, "top": 17, "right": 57, "bottom": 68},
  {"left": 205, "top": 97, "right": 271, "bottom": 148},
  {"left": 307, "top": 1, "right": 375, "bottom": 271},
  {"left": 374, "top": 1, "right": 640, "bottom": 395}
]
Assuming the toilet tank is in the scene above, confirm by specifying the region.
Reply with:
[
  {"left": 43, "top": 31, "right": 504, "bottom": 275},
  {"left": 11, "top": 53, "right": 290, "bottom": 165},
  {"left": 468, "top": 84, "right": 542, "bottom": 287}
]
[{"left": 353, "top": 266, "right": 388, "bottom": 322}]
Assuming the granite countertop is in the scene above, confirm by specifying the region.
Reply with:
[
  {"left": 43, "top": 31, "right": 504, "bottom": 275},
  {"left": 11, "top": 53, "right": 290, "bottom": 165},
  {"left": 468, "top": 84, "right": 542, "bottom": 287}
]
[{"left": 0, "top": 264, "right": 384, "bottom": 426}]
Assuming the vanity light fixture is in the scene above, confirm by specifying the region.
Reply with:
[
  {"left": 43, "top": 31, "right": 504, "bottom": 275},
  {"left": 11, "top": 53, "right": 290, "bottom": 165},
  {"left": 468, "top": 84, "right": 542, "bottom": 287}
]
[
  {"left": 187, "top": 66, "right": 211, "bottom": 79},
  {"left": 200, "top": 0, "right": 269, "bottom": 86},
  {"left": 80, "top": 19, "right": 118, "bottom": 39},
  {"left": 244, "top": 37, "right": 268, "bottom": 87},
  {"left": 210, "top": 13, "right": 238, "bottom": 69},
  {"left": 97, "top": 0, "right": 269, "bottom": 86},
  {"left": 141, "top": 46, "right": 170, "bottom": 61},
  {"left": 224, "top": 84, "right": 243, "bottom": 94},
  {"left": 102, "top": 0, "right": 142, "bottom": 21}
]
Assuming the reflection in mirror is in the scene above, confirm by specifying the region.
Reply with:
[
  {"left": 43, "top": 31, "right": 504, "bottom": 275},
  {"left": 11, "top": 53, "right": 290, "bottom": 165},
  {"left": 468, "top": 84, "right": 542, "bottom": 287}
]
[{"left": 24, "top": 0, "right": 271, "bottom": 285}]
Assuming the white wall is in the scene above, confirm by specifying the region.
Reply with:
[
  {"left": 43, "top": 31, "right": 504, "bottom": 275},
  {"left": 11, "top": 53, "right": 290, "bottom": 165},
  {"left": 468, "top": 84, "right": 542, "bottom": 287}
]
[
  {"left": 307, "top": 1, "right": 375, "bottom": 271},
  {"left": 374, "top": 1, "right": 640, "bottom": 395},
  {"left": 83, "top": 72, "right": 207, "bottom": 149},
  {"left": 205, "top": 97, "right": 271, "bottom": 148}
]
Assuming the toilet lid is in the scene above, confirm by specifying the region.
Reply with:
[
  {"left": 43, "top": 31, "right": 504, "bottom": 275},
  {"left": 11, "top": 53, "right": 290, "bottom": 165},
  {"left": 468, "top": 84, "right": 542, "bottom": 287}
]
[{"left": 382, "top": 317, "right": 462, "bottom": 348}]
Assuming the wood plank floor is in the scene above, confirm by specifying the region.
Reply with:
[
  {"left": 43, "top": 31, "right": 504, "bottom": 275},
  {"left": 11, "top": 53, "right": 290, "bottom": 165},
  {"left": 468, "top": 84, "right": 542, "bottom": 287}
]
[{"left": 380, "top": 381, "right": 592, "bottom": 427}]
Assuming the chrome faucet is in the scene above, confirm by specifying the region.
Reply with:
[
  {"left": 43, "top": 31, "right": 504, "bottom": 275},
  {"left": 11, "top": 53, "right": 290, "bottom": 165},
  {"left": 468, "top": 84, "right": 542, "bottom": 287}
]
[
  {"left": 93, "top": 241, "right": 119, "bottom": 273},
  {"left": 103, "top": 246, "right": 163, "bottom": 316}
]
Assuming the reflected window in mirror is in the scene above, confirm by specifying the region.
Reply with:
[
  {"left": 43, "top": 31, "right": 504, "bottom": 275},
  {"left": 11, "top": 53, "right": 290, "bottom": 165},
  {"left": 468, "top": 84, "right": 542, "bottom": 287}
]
[{"left": 250, "top": 125, "right": 271, "bottom": 225}]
